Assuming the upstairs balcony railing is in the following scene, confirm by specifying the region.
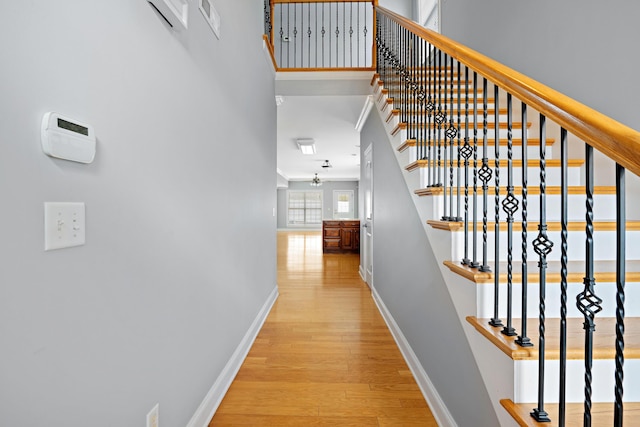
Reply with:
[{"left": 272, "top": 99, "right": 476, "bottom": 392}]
[{"left": 264, "top": 0, "right": 376, "bottom": 71}]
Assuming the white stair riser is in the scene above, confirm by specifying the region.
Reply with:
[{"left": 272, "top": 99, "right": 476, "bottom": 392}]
[
  {"left": 405, "top": 145, "right": 550, "bottom": 164},
  {"left": 469, "top": 193, "right": 618, "bottom": 223},
  {"left": 403, "top": 127, "right": 525, "bottom": 140},
  {"left": 418, "top": 165, "right": 583, "bottom": 188},
  {"left": 514, "top": 359, "right": 640, "bottom": 403},
  {"left": 476, "top": 280, "right": 640, "bottom": 319},
  {"left": 469, "top": 228, "right": 640, "bottom": 262}
]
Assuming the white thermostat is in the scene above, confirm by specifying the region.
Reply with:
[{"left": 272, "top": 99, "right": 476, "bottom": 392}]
[{"left": 41, "top": 112, "right": 96, "bottom": 164}]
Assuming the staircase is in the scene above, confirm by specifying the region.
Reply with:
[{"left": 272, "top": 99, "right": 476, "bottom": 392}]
[{"left": 370, "top": 67, "right": 640, "bottom": 427}]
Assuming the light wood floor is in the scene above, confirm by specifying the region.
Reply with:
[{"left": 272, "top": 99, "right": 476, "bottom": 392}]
[{"left": 209, "top": 231, "right": 438, "bottom": 426}]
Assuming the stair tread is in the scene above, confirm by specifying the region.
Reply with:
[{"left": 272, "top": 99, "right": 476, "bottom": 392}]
[
  {"left": 471, "top": 220, "right": 640, "bottom": 232},
  {"left": 500, "top": 399, "right": 640, "bottom": 427},
  {"left": 467, "top": 316, "right": 640, "bottom": 361},
  {"left": 444, "top": 185, "right": 617, "bottom": 196},
  {"left": 444, "top": 259, "right": 640, "bottom": 284}
]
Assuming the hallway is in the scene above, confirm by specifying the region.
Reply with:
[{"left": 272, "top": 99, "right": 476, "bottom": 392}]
[{"left": 210, "top": 231, "right": 438, "bottom": 426}]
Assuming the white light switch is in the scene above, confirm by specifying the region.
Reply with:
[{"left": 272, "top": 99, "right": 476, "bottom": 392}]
[{"left": 44, "top": 202, "right": 86, "bottom": 251}]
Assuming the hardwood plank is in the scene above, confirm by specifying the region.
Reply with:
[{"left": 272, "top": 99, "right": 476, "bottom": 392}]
[{"left": 209, "top": 231, "right": 437, "bottom": 426}]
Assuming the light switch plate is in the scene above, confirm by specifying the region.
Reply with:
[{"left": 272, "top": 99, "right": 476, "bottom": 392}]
[{"left": 44, "top": 202, "right": 85, "bottom": 251}]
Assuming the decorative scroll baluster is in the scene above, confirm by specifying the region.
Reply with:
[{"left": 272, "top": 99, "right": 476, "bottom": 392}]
[
  {"left": 478, "top": 77, "right": 492, "bottom": 273},
  {"left": 418, "top": 39, "right": 426, "bottom": 162},
  {"left": 559, "top": 128, "right": 569, "bottom": 427},
  {"left": 515, "top": 102, "right": 532, "bottom": 348},
  {"left": 501, "top": 93, "right": 517, "bottom": 336},
  {"left": 577, "top": 143, "right": 603, "bottom": 427},
  {"left": 531, "top": 113, "right": 553, "bottom": 423},
  {"left": 614, "top": 163, "right": 626, "bottom": 427},
  {"left": 460, "top": 66, "right": 472, "bottom": 265},
  {"left": 470, "top": 71, "right": 480, "bottom": 268}
]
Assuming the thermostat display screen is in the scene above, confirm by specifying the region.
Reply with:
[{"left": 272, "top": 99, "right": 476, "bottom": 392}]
[{"left": 57, "top": 118, "right": 89, "bottom": 136}]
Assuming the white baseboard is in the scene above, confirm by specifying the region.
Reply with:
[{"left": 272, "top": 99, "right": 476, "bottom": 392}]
[
  {"left": 185, "top": 285, "right": 279, "bottom": 427},
  {"left": 371, "top": 288, "right": 458, "bottom": 427}
]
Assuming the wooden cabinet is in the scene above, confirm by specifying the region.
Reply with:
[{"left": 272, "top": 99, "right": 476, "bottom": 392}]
[{"left": 323, "top": 220, "right": 360, "bottom": 253}]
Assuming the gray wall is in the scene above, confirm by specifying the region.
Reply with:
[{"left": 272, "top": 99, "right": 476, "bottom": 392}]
[
  {"left": 277, "top": 180, "right": 359, "bottom": 229},
  {"left": 361, "top": 106, "right": 499, "bottom": 426},
  {"left": 379, "top": 0, "right": 415, "bottom": 21},
  {"left": 0, "top": 1, "right": 276, "bottom": 427},
  {"left": 441, "top": 0, "right": 640, "bottom": 131}
]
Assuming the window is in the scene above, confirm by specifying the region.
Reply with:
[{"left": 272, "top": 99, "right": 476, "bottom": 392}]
[
  {"left": 287, "top": 191, "right": 323, "bottom": 225},
  {"left": 333, "top": 190, "right": 354, "bottom": 219}
]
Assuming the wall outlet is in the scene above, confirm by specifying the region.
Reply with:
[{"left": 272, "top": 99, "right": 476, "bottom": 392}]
[{"left": 146, "top": 403, "right": 159, "bottom": 427}]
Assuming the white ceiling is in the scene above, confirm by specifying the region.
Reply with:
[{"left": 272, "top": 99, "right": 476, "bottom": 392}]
[{"left": 275, "top": 72, "right": 374, "bottom": 182}]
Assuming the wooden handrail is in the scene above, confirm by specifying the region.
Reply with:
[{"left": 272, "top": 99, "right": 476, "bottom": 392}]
[{"left": 377, "top": 6, "right": 640, "bottom": 177}]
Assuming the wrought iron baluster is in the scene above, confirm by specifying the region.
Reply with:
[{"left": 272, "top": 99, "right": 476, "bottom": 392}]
[
  {"left": 435, "top": 50, "right": 444, "bottom": 188},
  {"left": 445, "top": 56, "right": 458, "bottom": 221},
  {"left": 515, "top": 101, "right": 532, "bottom": 348},
  {"left": 577, "top": 142, "right": 602, "bottom": 427},
  {"left": 454, "top": 60, "right": 462, "bottom": 222},
  {"left": 559, "top": 127, "right": 568, "bottom": 427},
  {"left": 531, "top": 113, "right": 553, "bottom": 423},
  {"left": 501, "top": 92, "right": 517, "bottom": 336},
  {"left": 322, "top": 3, "right": 326, "bottom": 67},
  {"left": 293, "top": 3, "right": 298, "bottom": 68},
  {"left": 460, "top": 65, "right": 472, "bottom": 265},
  {"left": 349, "top": 2, "right": 353, "bottom": 67},
  {"left": 470, "top": 71, "right": 480, "bottom": 268},
  {"left": 307, "top": 3, "right": 311, "bottom": 68},
  {"left": 478, "top": 77, "right": 492, "bottom": 273},
  {"left": 441, "top": 54, "right": 450, "bottom": 219},
  {"left": 489, "top": 83, "right": 501, "bottom": 326},
  {"left": 426, "top": 47, "right": 435, "bottom": 186},
  {"left": 614, "top": 163, "right": 626, "bottom": 427}
]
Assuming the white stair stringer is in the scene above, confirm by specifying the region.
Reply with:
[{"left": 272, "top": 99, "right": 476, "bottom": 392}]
[{"left": 372, "top": 79, "right": 520, "bottom": 427}]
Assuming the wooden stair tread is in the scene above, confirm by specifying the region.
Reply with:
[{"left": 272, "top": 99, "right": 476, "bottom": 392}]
[
  {"left": 447, "top": 185, "right": 617, "bottom": 196},
  {"left": 406, "top": 158, "right": 584, "bottom": 171},
  {"left": 501, "top": 399, "right": 640, "bottom": 427},
  {"left": 444, "top": 259, "right": 640, "bottom": 284},
  {"left": 471, "top": 220, "right": 640, "bottom": 232},
  {"left": 466, "top": 316, "right": 640, "bottom": 361}
]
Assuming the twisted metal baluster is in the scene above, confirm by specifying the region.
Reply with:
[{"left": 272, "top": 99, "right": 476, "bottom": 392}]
[
  {"left": 441, "top": 54, "right": 450, "bottom": 217},
  {"left": 531, "top": 114, "right": 553, "bottom": 423},
  {"left": 478, "top": 77, "right": 492, "bottom": 273},
  {"left": 470, "top": 71, "right": 480, "bottom": 268},
  {"left": 559, "top": 128, "right": 569, "bottom": 427},
  {"left": 426, "top": 47, "right": 435, "bottom": 186},
  {"left": 515, "top": 101, "right": 532, "bottom": 348},
  {"left": 460, "top": 65, "right": 472, "bottom": 265},
  {"left": 455, "top": 60, "right": 462, "bottom": 222},
  {"left": 577, "top": 143, "right": 603, "bottom": 427},
  {"left": 445, "top": 57, "right": 459, "bottom": 221},
  {"left": 614, "top": 163, "right": 626, "bottom": 427},
  {"left": 489, "top": 83, "right": 502, "bottom": 327},
  {"left": 501, "top": 93, "right": 517, "bottom": 336},
  {"left": 434, "top": 50, "right": 444, "bottom": 188}
]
